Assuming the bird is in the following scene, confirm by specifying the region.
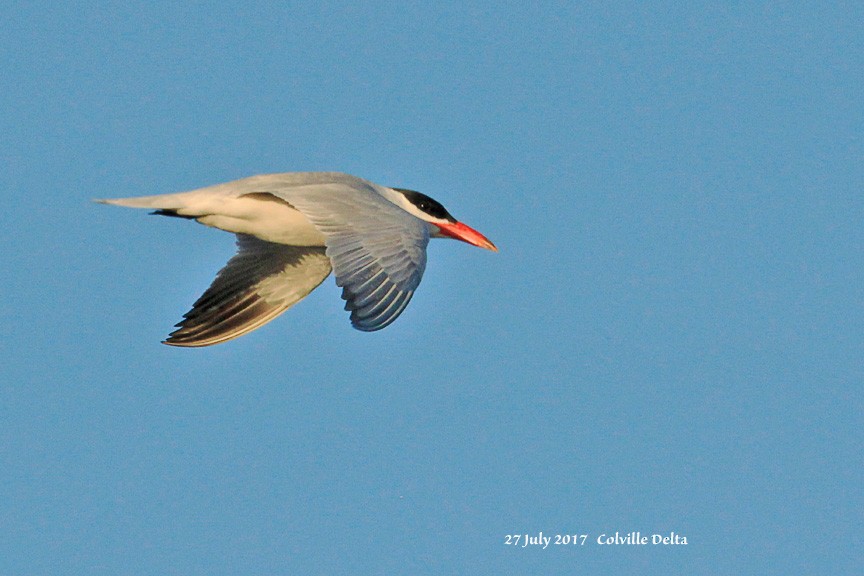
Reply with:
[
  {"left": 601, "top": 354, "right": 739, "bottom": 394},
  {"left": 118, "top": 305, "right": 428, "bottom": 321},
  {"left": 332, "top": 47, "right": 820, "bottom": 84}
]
[{"left": 97, "top": 172, "right": 497, "bottom": 347}]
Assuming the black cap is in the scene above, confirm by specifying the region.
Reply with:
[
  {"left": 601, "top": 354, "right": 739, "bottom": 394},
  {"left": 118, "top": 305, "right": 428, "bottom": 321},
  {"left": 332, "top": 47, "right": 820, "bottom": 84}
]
[{"left": 392, "top": 188, "right": 456, "bottom": 222}]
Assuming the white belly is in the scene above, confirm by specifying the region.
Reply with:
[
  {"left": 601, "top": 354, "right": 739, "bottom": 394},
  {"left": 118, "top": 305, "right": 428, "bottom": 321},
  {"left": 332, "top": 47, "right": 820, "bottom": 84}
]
[{"left": 196, "top": 194, "right": 327, "bottom": 246}]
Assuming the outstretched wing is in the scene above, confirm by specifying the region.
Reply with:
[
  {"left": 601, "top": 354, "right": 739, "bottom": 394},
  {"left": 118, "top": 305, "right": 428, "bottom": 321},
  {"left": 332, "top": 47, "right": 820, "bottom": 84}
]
[
  {"left": 271, "top": 182, "right": 430, "bottom": 331},
  {"left": 165, "top": 234, "right": 332, "bottom": 347}
]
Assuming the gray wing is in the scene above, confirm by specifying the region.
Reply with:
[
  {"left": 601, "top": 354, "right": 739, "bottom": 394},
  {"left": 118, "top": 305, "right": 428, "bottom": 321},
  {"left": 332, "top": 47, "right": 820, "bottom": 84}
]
[
  {"left": 165, "top": 234, "right": 332, "bottom": 347},
  {"left": 273, "top": 182, "right": 429, "bottom": 331}
]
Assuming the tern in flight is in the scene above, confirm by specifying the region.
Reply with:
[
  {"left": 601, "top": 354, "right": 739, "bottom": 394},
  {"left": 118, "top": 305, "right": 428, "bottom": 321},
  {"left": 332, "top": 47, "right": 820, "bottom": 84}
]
[{"left": 98, "top": 172, "right": 497, "bottom": 347}]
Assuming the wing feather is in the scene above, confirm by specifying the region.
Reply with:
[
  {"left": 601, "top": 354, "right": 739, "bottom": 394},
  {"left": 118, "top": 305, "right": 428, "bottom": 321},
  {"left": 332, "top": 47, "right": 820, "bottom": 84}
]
[
  {"left": 265, "top": 181, "right": 429, "bottom": 331},
  {"left": 164, "top": 234, "right": 332, "bottom": 347}
]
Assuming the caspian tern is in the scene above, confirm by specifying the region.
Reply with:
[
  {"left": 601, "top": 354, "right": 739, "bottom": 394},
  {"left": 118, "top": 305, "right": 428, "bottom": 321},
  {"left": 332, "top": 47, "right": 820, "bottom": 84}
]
[{"left": 97, "top": 172, "right": 497, "bottom": 347}]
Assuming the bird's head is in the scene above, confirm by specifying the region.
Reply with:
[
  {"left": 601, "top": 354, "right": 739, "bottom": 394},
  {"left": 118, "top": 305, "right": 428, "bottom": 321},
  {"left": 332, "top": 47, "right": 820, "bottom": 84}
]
[{"left": 392, "top": 188, "right": 498, "bottom": 252}]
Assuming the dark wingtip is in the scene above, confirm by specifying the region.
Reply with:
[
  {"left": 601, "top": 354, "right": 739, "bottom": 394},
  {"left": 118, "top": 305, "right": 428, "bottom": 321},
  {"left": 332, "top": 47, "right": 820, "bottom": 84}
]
[
  {"left": 150, "top": 209, "right": 197, "bottom": 220},
  {"left": 162, "top": 336, "right": 190, "bottom": 347}
]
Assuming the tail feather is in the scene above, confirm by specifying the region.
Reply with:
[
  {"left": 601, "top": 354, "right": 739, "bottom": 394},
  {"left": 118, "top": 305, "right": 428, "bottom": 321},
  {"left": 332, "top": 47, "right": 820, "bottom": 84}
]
[
  {"left": 94, "top": 195, "right": 180, "bottom": 209},
  {"left": 94, "top": 192, "right": 205, "bottom": 217}
]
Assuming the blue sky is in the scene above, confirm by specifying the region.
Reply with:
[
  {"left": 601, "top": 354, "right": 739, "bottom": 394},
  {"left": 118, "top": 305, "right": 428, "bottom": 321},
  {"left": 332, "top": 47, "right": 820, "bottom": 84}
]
[{"left": 2, "top": 2, "right": 862, "bottom": 574}]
